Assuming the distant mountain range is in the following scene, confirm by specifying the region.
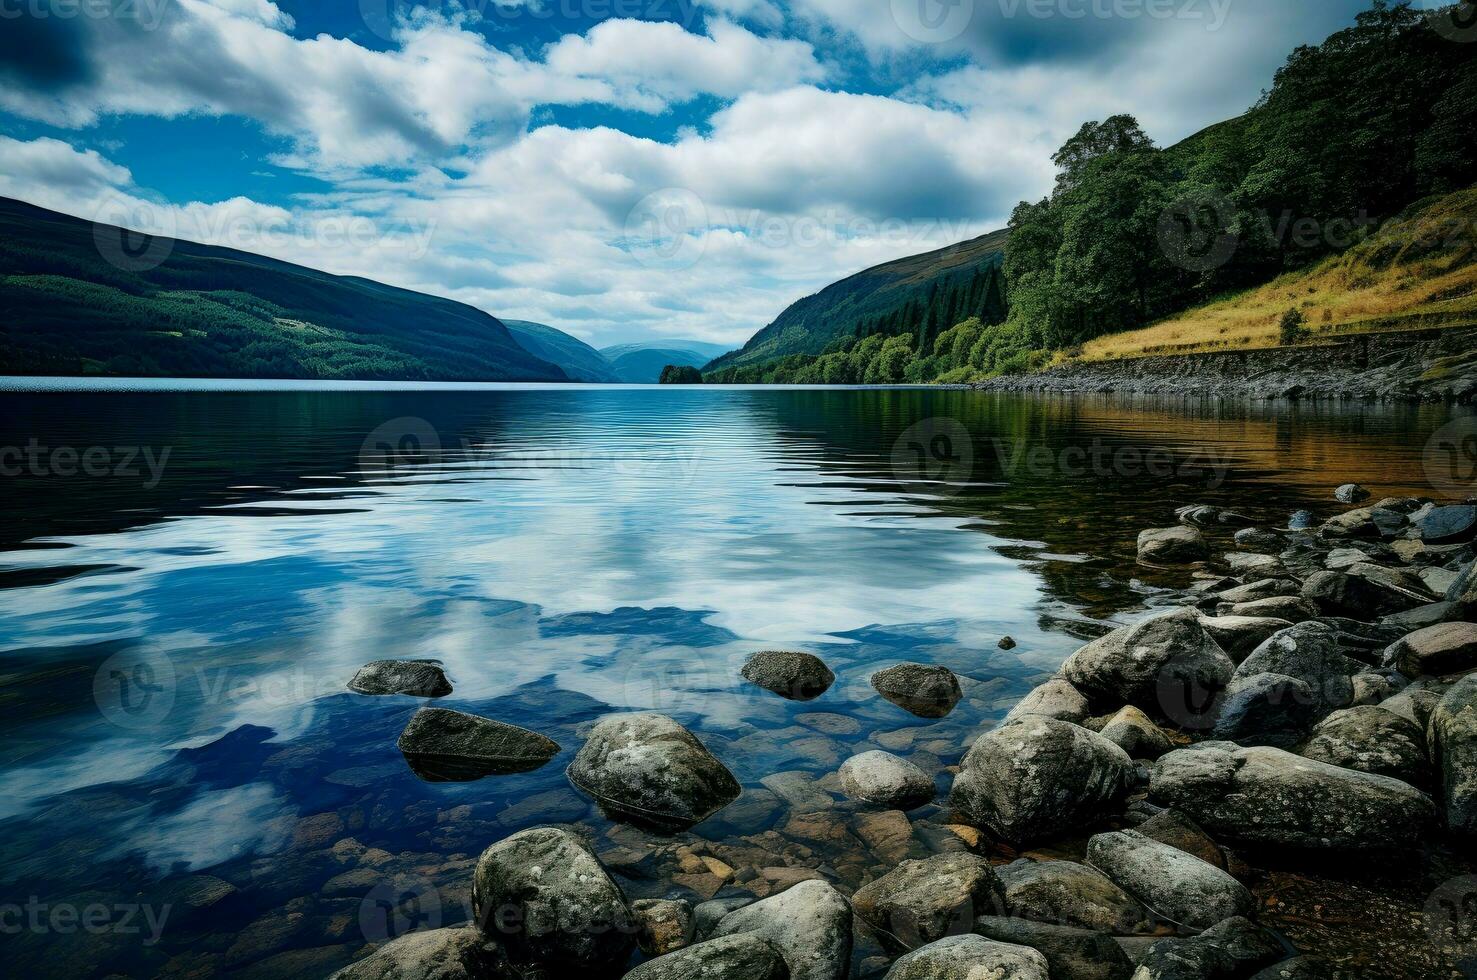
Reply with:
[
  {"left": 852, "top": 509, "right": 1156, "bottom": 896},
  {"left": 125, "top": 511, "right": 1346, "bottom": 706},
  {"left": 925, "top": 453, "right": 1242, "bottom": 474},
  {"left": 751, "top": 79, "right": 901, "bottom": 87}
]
[
  {"left": 598, "top": 341, "right": 732, "bottom": 383},
  {"left": 0, "top": 197, "right": 566, "bottom": 381},
  {"left": 501, "top": 326, "right": 732, "bottom": 384},
  {"left": 707, "top": 228, "right": 1009, "bottom": 373}
]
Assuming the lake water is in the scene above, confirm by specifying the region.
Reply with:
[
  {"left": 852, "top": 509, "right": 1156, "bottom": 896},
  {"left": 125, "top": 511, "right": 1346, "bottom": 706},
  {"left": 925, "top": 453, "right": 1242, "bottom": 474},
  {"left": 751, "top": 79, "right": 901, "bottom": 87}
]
[{"left": 0, "top": 383, "right": 1469, "bottom": 978}]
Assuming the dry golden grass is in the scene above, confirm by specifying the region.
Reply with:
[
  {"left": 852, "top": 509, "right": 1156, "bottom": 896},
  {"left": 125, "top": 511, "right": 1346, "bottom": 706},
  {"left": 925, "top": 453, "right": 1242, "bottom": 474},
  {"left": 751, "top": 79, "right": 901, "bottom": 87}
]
[{"left": 1071, "top": 188, "right": 1477, "bottom": 363}]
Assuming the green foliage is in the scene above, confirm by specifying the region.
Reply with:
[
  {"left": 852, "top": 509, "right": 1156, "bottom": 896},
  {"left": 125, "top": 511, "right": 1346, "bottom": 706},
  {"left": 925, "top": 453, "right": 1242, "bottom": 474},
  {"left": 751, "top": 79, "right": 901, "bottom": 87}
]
[
  {"left": 1279, "top": 308, "right": 1308, "bottom": 346},
  {"left": 658, "top": 364, "right": 703, "bottom": 384}
]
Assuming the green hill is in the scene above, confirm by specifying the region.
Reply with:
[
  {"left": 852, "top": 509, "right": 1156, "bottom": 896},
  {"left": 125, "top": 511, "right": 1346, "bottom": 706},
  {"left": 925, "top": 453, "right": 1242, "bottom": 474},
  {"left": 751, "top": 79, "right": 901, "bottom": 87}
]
[
  {"left": 0, "top": 197, "right": 566, "bottom": 381},
  {"left": 600, "top": 341, "right": 732, "bottom": 383},
  {"left": 504, "top": 320, "right": 619, "bottom": 383},
  {"left": 706, "top": 228, "right": 1008, "bottom": 374}
]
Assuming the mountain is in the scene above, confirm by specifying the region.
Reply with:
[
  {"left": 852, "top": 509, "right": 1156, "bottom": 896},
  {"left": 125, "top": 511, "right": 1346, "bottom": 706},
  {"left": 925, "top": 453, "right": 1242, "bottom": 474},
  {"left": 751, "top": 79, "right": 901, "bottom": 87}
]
[
  {"left": 598, "top": 341, "right": 733, "bottom": 384},
  {"left": 503, "top": 320, "right": 620, "bottom": 383},
  {"left": 0, "top": 197, "right": 566, "bottom": 381},
  {"left": 706, "top": 228, "right": 1009, "bottom": 373}
]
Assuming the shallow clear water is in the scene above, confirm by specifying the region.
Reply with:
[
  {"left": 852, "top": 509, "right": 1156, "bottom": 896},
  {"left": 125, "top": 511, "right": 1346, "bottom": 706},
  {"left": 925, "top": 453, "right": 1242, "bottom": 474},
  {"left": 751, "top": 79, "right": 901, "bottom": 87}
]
[{"left": 0, "top": 384, "right": 1468, "bottom": 977}]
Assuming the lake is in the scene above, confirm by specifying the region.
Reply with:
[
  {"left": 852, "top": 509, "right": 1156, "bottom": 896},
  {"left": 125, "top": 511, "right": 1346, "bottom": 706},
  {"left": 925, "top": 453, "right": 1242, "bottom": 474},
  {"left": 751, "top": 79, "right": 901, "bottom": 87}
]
[{"left": 0, "top": 383, "right": 1468, "bottom": 978}]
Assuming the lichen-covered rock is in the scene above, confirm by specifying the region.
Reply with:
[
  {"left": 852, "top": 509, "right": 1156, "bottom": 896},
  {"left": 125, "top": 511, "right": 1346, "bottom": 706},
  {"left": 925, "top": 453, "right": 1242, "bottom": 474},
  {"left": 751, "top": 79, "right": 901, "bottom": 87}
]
[
  {"left": 396, "top": 707, "right": 559, "bottom": 781},
  {"left": 1128, "top": 916, "right": 1282, "bottom": 980},
  {"left": 567, "top": 713, "right": 740, "bottom": 832},
  {"left": 711, "top": 880, "right": 852, "bottom": 980},
  {"left": 1334, "top": 484, "right": 1370, "bottom": 504},
  {"left": 1385, "top": 621, "right": 1477, "bottom": 678},
  {"left": 348, "top": 660, "right": 452, "bottom": 698},
  {"left": 872, "top": 663, "right": 963, "bottom": 718},
  {"left": 1149, "top": 742, "right": 1437, "bottom": 849},
  {"left": 1085, "top": 830, "right": 1252, "bottom": 930},
  {"left": 1222, "top": 597, "right": 1319, "bottom": 624},
  {"left": 1098, "top": 706, "right": 1173, "bottom": 760},
  {"left": 1298, "top": 705, "right": 1431, "bottom": 788},
  {"left": 1004, "top": 677, "right": 1091, "bottom": 725},
  {"left": 1247, "top": 957, "right": 1334, "bottom": 980},
  {"left": 1061, "top": 610, "right": 1234, "bottom": 724},
  {"left": 741, "top": 651, "right": 835, "bottom": 701},
  {"left": 1211, "top": 673, "right": 1318, "bottom": 748},
  {"left": 950, "top": 718, "right": 1136, "bottom": 847},
  {"left": 995, "top": 860, "right": 1153, "bottom": 936},
  {"left": 632, "top": 898, "right": 693, "bottom": 958},
  {"left": 1233, "top": 528, "right": 1286, "bottom": 553},
  {"left": 839, "top": 751, "right": 935, "bottom": 810},
  {"left": 1428, "top": 675, "right": 1477, "bottom": 835},
  {"left": 328, "top": 927, "right": 509, "bottom": 980},
  {"left": 472, "top": 827, "right": 634, "bottom": 971},
  {"left": 851, "top": 853, "right": 1006, "bottom": 950},
  {"left": 1216, "top": 579, "right": 1300, "bottom": 605},
  {"left": 1197, "top": 616, "right": 1294, "bottom": 663},
  {"left": 623, "top": 934, "right": 787, "bottom": 980},
  {"left": 974, "top": 917, "right": 1134, "bottom": 980},
  {"left": 884, "top": 935, "right": 1049, "bottom": 980},
  {"left": 1138, "top": 526, "right": 1208, "bottom": 564},
  {"left": 1234, "top": 623, "right": 1360, "bottom": 718}
]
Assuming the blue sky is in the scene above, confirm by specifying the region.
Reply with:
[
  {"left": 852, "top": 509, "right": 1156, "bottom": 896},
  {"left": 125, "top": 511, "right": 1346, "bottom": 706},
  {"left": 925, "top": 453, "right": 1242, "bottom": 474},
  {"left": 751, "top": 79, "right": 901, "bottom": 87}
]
[{"left": 0, "top": 0, "right": 1373, "bottom": 348}]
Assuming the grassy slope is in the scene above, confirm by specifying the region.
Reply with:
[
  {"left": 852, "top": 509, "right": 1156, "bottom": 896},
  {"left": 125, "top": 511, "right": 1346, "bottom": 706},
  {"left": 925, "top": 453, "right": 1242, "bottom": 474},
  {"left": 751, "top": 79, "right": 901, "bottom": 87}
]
[
  {"left": 503, "top": 320, "right": 618, "bottom": 383},
  {"left": 0, "top": 197, "right": 566, "bottom": 381},
  {"left": 1069, "top": 188, "right": 1477, "bottom": 364},
  {"left": 708, "top": 228, "right": 1009, "bottom": 371}
]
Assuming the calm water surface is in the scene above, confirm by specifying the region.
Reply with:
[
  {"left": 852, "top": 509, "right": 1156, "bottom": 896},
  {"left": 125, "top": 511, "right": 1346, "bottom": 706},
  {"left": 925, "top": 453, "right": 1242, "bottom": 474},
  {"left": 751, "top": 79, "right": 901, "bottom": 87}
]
[{"left": 0, "top": 384, "right": 1467, "bottom": 978}]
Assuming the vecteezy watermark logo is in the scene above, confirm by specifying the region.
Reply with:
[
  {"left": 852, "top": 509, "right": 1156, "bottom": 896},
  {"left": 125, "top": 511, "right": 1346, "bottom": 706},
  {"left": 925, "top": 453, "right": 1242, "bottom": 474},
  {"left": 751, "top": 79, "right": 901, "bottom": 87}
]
[
  {"left": 0, "top": 441, "right": 172, "bottom": 487},
  {"left": 92, "top": 195, "right": 177, "bottom": 273},
  {"left": 623, "top": 188, "right": 709, "bottom": 270},
  {"left": 891, "top": 418, "right": 974, "bottom": 494},
  {"left": 0, "top": 0, "right": 173, "bottom": 31},
  {"left": 1425, "top": 876, "right": 1477, "bottom": 978},
  {"left": 359, "top": 879, "right": 442, "bottom": 943},
  {"left": 94, "top": 649, "right": 177, "bottom": 730},
  {"left": 1417, "top": 0, "right": 1477, "bottom": 42},
  {"left": 359, "top": 417, "right": 443, "bottom": 472},
  {"left": 1425, "top": 416, "right": 1477, "bottom": 499},
  {"left": 0, "top": 898, "right": 172, "bottom": 945},
  {"left": 1158, "top": 190, "right": 1239, "bottom": 273},
  {"left": 892, "top": 0, "right": 974, "bottom": 43}
]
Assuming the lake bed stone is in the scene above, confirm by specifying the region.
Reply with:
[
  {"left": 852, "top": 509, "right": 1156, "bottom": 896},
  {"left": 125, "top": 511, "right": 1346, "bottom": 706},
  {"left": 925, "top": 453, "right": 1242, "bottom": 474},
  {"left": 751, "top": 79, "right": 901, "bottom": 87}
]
[
  {"left": 995, "top": 859, "right": 1153, "bottom": 936},
  {"left": 839, "top": 751, "right": 935, "bottom": 810},
  {"left": 741, "top": 651, "right": 835, "bottom": 701},
  {"left": 973, "top": 917, "right": 1134, "bottom": 980},
  {"left": 872, "top": 663, "right": 963, "bottom": 718},
  {"left": 1085, "top": 830, "right": 1252, "bottom": 931},
  {"left": 348, "top": 660, "right": 452, "bottom": 698},
  {"left": 711, "top": 880, "right": 852, "bottom": 980},
  {"left": 1138, "top": 527, "right": 1208, "bottom": 564},
  {"left": 396, "top": 707, "right": 559, "bottom": 781},
  {"left": 884, "top": 935, "right": 1049, "bottom": 980},
  {"left": 852, "top": 853, "right": 1006, "bottom": 951}
]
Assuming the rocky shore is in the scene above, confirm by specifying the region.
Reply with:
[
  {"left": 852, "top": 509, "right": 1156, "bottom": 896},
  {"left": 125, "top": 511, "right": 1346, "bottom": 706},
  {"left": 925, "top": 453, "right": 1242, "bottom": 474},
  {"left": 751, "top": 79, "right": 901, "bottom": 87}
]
[
  {"left": 974, "top": 327, "right": 1477, "bottom": 403},
  {"left": 329, "top": 491, "right": 1477, "bottom": 980}
]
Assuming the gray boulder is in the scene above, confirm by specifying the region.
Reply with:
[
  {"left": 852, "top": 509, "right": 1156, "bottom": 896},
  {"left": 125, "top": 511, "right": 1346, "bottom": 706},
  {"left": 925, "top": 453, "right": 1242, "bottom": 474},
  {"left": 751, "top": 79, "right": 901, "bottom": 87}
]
[
  {"left": 396, "top": 707, "right": 559, "bottom": 781},
  {"left": 1085, "top": 830, "right": 1252, "bottom": 930},
  {"left": 1138, "top": 526, "right": 1209, "bottom": 564},
  {"left": 1298, "top": 705, "right": 1431, "bottom": 788},
  {"left": 1134, "top": 809, "right": 1226, "bottom": 870},
  {"left": 1247, "top": 958, "right": 1333, "bottom": 980},
  {"left": 884, "top": 936, "right": 1049, "bottom": 980},
  {"left": 623, "top": 934, "right": 787, "bottom": 980},
  {"left": 1149, "top": 742, "right": 1437, "bottom": 849},
  {"left": 1221, "top": 597, "right": 1318, "bottom": 624},
  {"left": 1061, "top": 610, "right": 1234, "bottom": 724},
  {"left": 1334, "top": 483, "right": 1370, "bottom": 504},
  {"left": 851, "top": 853, "right": 1006, "bottom": 950},
  {"left": 328, "top": 927, "right": 509, "bottom": 980},
  {"left": 1302, "top": 570, "right": 1425, "bottom": 618},
  {"left": 1386, "top": 621, "right": 1477, "bottom": 678},
  {"left": 974, "top": 917, "right": 1134, "bottom": 980},
  {"left": 1098, "top": 706, "right": 1173, "bottom": 760},
  {"left": 1128, "top": 916, "right": 1281, "bottom": 980},
  {"left": 741, "top": 651, "right": 835, "bottom": 701},
  {"left": 839, "top": 751, "right": 934, "bottom": 810},
  {"left": 348, "top": 660, "right": 452, "bottom": 697},
  {"left": 1197, "top": 616, "right": 1294, "bottom": 663},
  {"left": 1428, "top": 675, "right": 1477, "bottom": 835},
  {"left": 1216, "top": 579, "right": 1300, "bottom": 604},
  {"left": 568, "top": 713, "right": 740, "bottom": 832},
  {"left": 472, "top": 827, "right": 634, "bottom": 971},
  {"left": 711, "top": 880, "right": 852, "bottom": 980},
  {"left": 1234, "top": 623, "right": 1360, "bottom": 717},
  {"left": 1211, "top": 673, "right": 1318, "bottom": 748},
  {"left": 1417, "top": 504, "right": 1477, "bottom": 544},
  {"left": 1233, "top": 528, "right": 1286, "bottom": 553},
  {"left": 872, "top": 663, "right": 963, "bottom": 718},
  {"left": 1004, "top": 677, "right": 1091, "bottom": 725},
  {"left": 950, "top": 718, "right": 1136, "bottom": 846},
  {"left": 995, "top": 860, "right": 1153, "bottom": 936},
  {"left": 1319, "top": 506, "right": 1405, "bottom": 541}
]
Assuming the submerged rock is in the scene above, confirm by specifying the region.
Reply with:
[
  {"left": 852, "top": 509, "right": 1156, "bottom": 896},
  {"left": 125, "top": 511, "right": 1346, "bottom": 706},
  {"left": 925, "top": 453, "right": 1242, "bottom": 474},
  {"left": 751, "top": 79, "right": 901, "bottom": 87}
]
[
  {"left": 1137, "top": 526, "right": 1208, "bottom": 564},
  {"left": 568, "top": 713, "right": 740, "bottom": 832},
  {"left": 839, "top": 751, "right": 935, "bottom": 810},
  {"left": 1429, "top": 675, "right": 1477, "bottom": 835},
  {"left": 623, "top": 934, "right": 787, "bottom": 980},
  {"left": 872, "top": 663, "right": 963, "bottom": 718},
  {"left": 1149, "top": 742, "right": 1437, "bottom": 849},
  {"left": 974, "top": 917, "right": 1134, "bottom": 980},
  {"left": 348, "top": 660, "right": 452, "bottom": 698},
  {"left": 884, "top": 935, "right": 1049, "bottom": 980},
  {"left": 950, "top": 717, "right": 1136, "bottom": 847},
  {"left": 711, "top": 880, "right": 852, "bottom": 980},
  {"left": 632, "top": 898, "right": 694, "bottom": 958},
  {"left": 995, "top": 859, "right": 1153, "bottom": 936},
  {"left": 1386, "top": 621, "right": 1477, "bottom": 678},
  {"left": 472, "top": 827, "right": 634, "bottom": 971},
  {"left": 1061, "top": 610, "right": 1234, "bottom": 726},
  {"left": 396, "top": 707, "right": 559, "bottom": 781},
  {"left": 851, "top": 853, "right": 1006, "bottom": 950},
  {"left": 1298, "top": 705, "right": 1431, "bottom": 788},
  {"left": 741, "top": 651, "right": 835, "bottom": 701},
  {"left": 1085, "top": 830, "right": 1252, "bottom": 930},
  {"left": 328, "top": 927, "right": 508, "bottom": 980}
]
